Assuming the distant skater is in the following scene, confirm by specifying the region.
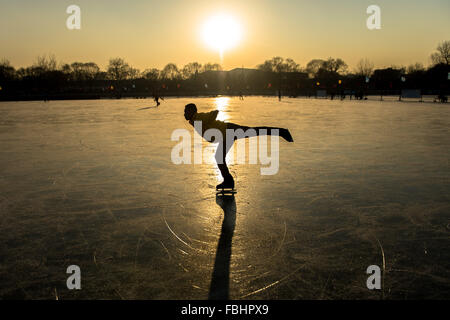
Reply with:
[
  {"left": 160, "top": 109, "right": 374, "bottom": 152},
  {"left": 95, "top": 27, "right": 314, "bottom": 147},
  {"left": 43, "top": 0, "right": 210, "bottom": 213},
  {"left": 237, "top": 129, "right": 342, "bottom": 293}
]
[
  {"left": 153, "top": 91, "right": 164, "bottom": 107},
  {"left": 184, "top": 103, "right": 293, "bottom": 190}
]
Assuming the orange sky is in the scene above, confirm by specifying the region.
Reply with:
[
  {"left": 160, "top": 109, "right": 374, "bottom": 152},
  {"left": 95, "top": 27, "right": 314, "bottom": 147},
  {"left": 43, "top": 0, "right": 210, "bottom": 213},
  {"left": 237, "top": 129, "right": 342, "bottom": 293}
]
[{"left": 0, "top": 0, "right": 449, "bottom": 71}]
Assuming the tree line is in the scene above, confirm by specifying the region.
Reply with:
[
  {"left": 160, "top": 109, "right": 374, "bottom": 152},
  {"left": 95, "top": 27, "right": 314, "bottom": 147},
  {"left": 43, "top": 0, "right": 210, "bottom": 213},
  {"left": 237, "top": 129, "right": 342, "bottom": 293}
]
[
  {"left": 0, "top": 56, "right": 223, "bottom": 82},
  {"left": 0, "top": 41, "right": 448, "bottom": 100}
]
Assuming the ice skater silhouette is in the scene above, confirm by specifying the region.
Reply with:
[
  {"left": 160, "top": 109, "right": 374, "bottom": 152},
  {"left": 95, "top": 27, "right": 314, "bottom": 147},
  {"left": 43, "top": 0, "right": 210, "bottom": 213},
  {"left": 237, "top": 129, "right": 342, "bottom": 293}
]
[
  {"left": 153, "top": 91, "right": 164, "bottom": 106},
  {"left": 184, "top": 103, "right": 293, "bottom": 190}
]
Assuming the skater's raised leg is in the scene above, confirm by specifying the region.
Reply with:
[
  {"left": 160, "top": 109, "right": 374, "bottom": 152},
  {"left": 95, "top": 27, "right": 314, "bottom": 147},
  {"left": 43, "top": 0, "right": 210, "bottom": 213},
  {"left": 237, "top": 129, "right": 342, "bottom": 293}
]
[{"left": 226, "top": 123, "right": 294, "bottom": 142}]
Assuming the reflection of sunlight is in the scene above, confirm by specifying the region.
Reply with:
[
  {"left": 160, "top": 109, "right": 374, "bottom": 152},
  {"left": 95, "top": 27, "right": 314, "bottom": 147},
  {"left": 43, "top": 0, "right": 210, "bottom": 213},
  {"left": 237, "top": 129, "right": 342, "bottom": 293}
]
[{"left": 214, "top": 97, "right": 230, "bottom": 122}]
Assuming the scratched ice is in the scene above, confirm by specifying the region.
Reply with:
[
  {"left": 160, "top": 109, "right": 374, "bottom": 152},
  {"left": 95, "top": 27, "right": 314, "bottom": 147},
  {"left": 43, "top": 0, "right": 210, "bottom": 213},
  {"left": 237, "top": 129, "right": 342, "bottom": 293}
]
[{"left": 0, "top": 96, "right": 449, "bottom": 299}]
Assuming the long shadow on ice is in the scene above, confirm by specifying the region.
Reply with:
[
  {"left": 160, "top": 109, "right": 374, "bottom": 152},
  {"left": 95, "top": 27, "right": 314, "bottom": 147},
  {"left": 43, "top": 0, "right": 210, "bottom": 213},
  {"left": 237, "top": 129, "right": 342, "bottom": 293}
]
[{"left": 208, "top": 194, "right": 236, "bottom": 300}]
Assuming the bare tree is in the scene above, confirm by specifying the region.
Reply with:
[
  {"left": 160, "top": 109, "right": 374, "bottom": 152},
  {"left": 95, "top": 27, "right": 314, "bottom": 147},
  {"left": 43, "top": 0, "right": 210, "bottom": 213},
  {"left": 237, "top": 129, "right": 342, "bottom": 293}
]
[
  {"left": 61, "top": 63, "right": 72, "bottom": 76},
  {"left": 322, "top": 57, "right": 348, "bottom": 74},
  {"left": 272, "top": 57, "right": 286, "bottom": 73},
  {"left": 431, "top": 40, "right": 450, "bottom": 65},
  {"left": 258, "top": 57, "right": 284, "bottom": 73},
  {"left": 70, "top": 62, "right": 100, "bottom": 81},
  {"left": 202, "top": 63, "right": 222, "bottom": 72},
  {"left": 182, "top": 62, "right": 202, "bottom": 79},
  {"left": 34, "top": 54, "right": 58, "bottom": 71},
  {"left": 257, "top": 59, "right": 275, "bottom": 72},
  {"left": 257, "top": 57, "right": 300, "bottom": 73},
  {"left": 355, "top": 58, "right": 374, "bottom": 77},
  {"left": 406, "top": 63, "right": 425, "bottom": 74},
  {"left": 285, "top": 58, "right": 301, "bottom": 72},
  {"left": 0, "top": 58, "right": 16, "bottom": 80},
  {"left": 107, "top": 58, "right": 131, "bottom": 81},
  {"left": 0, "top": 58, "right": 11, "bottom": 67},
  {"left": 142, "top": 68, "right": 160, "bottom": 81},
  {"left": 305, "top": 59, "right": 325, "bottom": 78},
  {"left": 161, "top": 63, "right": 180, "bottom": 80},
  {"left": 128, "top": 67, "right": 141, "bottom": 80}
]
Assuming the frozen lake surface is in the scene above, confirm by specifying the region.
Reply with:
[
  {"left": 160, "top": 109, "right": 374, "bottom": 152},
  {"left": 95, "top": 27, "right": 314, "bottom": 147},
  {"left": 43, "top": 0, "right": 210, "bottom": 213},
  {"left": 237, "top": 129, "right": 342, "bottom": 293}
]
[{"left": 0, "top": 96, "right": 449, "bottom": 299}]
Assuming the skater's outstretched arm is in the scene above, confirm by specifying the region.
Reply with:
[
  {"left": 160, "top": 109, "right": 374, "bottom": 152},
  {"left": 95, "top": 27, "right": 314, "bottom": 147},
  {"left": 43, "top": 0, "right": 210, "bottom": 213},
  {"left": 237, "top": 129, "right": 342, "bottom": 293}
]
[
  {"left": 226, "top": 123, "right": 294, "bottom": 142},
  {"left": 191, "top": 110, "right": 219, "bottom": 123}
]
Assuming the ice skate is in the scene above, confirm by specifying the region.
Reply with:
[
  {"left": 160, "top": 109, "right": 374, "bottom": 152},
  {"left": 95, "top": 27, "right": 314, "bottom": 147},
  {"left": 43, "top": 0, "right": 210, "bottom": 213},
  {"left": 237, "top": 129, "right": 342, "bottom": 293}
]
[{"left": 216, "top": 178, "right": 236, "bottom": 195}]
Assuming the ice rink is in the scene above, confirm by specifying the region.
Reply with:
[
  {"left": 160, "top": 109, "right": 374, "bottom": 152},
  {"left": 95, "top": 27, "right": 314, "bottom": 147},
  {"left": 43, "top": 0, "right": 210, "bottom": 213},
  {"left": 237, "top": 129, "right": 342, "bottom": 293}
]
[{"left": 0, "top": 96, "right": 449, "bottom": 299}]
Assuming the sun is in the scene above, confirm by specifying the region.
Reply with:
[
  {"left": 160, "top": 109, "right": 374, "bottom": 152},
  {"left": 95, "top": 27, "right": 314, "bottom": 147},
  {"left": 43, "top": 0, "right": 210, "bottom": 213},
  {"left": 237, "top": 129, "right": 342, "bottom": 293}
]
[{"left": 202, "top": 14, "right": 242, "bottom": 60}]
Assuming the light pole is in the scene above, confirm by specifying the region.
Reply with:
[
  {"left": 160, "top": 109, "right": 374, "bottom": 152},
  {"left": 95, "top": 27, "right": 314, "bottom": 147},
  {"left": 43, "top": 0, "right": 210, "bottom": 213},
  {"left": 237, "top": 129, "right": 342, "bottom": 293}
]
[
  {"left": 316, "top": 81, "right": 320, "bottom": 99},
  {"left": 365, "top": 76, "right": 370, "bottom": 100},
  {"left": 399, "top": 76, "right": 406, "bottom": 101}
]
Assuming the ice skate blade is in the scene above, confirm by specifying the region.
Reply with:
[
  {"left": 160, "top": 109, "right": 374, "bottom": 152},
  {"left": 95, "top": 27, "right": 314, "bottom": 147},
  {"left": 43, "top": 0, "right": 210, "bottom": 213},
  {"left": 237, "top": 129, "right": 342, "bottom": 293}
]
[{"left": 215, "top": 188, "right": 237, "bottom": 195}]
